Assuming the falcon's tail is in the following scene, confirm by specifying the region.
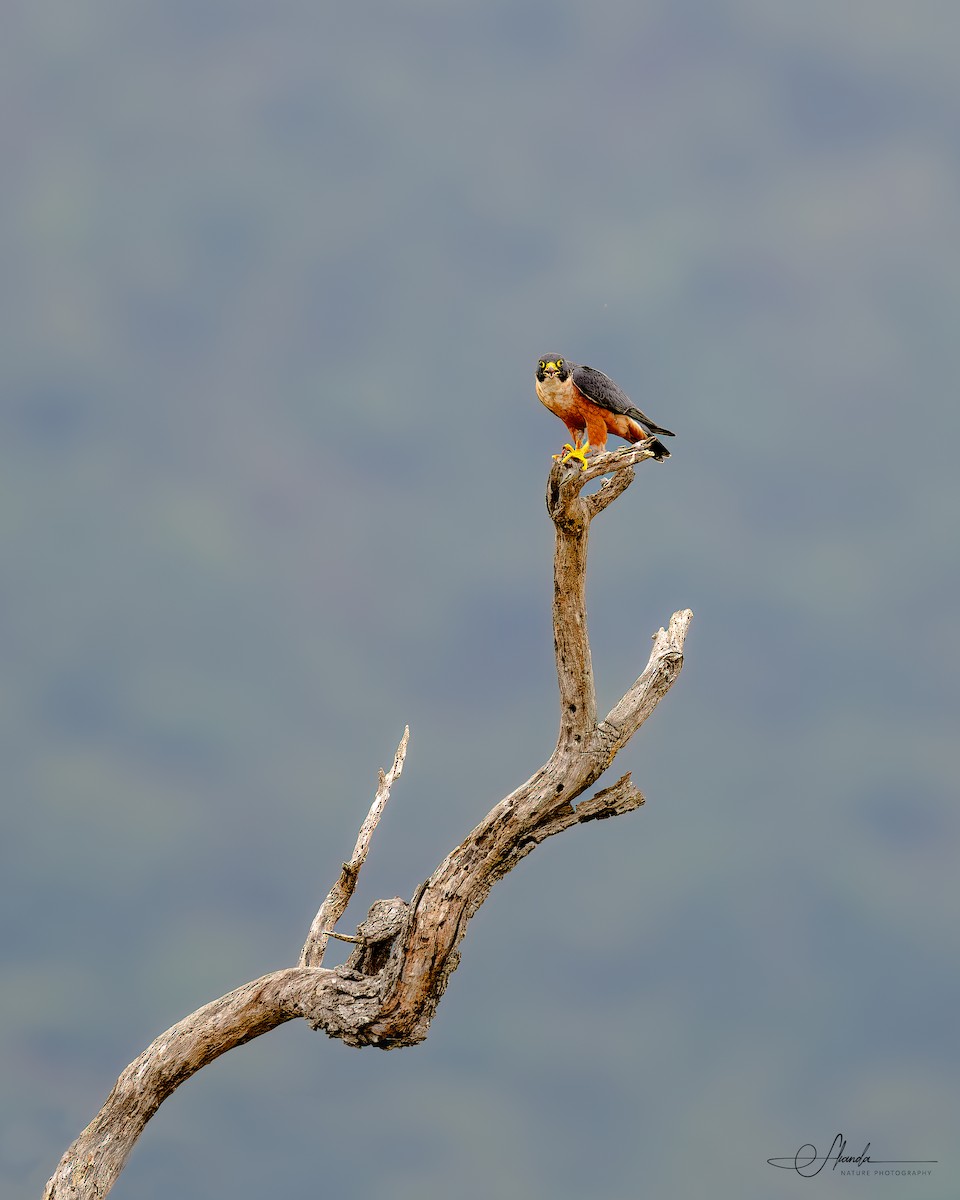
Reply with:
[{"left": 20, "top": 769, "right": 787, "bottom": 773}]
[
  {"left": 632, "top": 413, "right": 675, "bottom": 439},
  {"left": 638, "top": 436, "right": 671, "bottom": 462}
]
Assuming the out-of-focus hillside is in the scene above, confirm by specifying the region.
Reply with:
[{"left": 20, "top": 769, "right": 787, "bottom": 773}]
[{"left": 2, "top": 3, "right": 958, "bottom": 1198}]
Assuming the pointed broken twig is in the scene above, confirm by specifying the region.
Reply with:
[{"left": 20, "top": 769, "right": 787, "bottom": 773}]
[{"left": 299, "top": 725, "right": 410, "bottom": 967}]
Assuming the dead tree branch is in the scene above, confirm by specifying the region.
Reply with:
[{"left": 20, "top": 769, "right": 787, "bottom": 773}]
[
  {"left": 299, "top": 725, "right": 409, "bottom": 967},
  {"left": 44, "top": 443, "right": 692, "bottom": 1200}
]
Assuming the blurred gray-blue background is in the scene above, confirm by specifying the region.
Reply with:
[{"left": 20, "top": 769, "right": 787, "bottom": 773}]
[{"left": 3, "top": 3, "right": 959, "bottom": 1198}]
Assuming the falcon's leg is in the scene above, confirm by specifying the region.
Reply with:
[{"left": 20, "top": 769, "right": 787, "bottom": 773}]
[
  {"left": 583, "top": 411, "right": 610, "bottom": 456},
  {"left": 552, "top": 424, "right": 590, "bottom": 469}
]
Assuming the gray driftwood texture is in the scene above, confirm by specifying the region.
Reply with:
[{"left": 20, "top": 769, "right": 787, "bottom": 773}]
[{"left": 44, "top": 443, "right": 693, "bottom": 1199}]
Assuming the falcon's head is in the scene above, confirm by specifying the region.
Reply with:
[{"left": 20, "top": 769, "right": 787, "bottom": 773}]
[{"left": 536, "top": 356, "right": 571, "bottom": 383}]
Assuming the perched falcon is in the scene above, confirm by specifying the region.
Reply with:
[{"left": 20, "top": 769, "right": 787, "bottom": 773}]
[{"left": 535, "top": 355, "right": 674, "bottom": 467}]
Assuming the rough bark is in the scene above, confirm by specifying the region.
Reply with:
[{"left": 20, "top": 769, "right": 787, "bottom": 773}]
[{"left": 44, "top": 441, "right": 692, "bottom": 1199}]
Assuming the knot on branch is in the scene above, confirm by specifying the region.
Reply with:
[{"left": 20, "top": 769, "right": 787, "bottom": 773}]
[
  {"left": 299, "top": 968, "right": 388, "bottom": 1044},
  {"left": 346, "top": 898, "right": 409, "bottom": 976}
]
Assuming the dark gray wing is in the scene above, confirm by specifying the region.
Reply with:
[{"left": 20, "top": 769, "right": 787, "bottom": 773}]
[
  {"left": 569, "top": 363, "right": 633, "bottom": 414},
  {"left": 570, "top": 362, "right": 675, "bottom": 438}
]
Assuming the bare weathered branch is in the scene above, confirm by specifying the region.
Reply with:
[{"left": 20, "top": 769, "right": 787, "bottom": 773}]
[
  {"left": 361, "top": 605, "right": 689, "bottom": 1048},
  {"left": 544, "top": 439, "right": 671, "bottom": 747},
  {"left": 575, "top": 772, "right": 646, "bottom": 822},
  {"left": 41, "top": 965, "right": 382, "bottom": 1200},
  {"left": 44, "top": 450, "right": 691, "bottom": 1199},
  {"left": 300, "top": 725, "right": 409, "bottom": 967},
  {"left": 581, "top": 441, "right": 663, "bottom": 518},
  {"left": 602, "top": 608, "right": 693, "bottom": 753},
  {"left": 546, "top": 465, "right": 597, "bottom": 742},
  {"left": 354, "top": 448, "right": 686, "bottom": 1046}
]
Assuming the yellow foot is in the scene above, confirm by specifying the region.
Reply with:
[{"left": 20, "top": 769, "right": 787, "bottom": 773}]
[{"left": 551, "top": 441, "right": 590, "bottom": 470}]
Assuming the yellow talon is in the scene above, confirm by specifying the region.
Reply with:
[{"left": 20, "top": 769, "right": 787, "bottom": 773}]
[{"left": 553, "top": 440, "right": 590, "bottom": 470}]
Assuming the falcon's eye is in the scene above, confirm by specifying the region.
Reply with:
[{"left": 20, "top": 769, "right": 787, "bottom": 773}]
[
  {"left": 539, "top": 361, "right": 546, "bottom": 370},
  {"left": 556, "top": 358, "right": 563, "bottom": 368}
]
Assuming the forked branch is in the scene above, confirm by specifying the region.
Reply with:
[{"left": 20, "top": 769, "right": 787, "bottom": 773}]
[{"left": 44, "top": 443, "right": 692, "bottom": 1200}]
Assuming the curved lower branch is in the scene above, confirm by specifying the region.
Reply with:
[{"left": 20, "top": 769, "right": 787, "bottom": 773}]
[{"left": 42, "top": 965, "right": 382, "bottom": 1200}]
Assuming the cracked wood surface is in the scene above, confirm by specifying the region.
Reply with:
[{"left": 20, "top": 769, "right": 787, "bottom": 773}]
[{"left": 44, "top": 443, "right": 692, "bottom": 1199}]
